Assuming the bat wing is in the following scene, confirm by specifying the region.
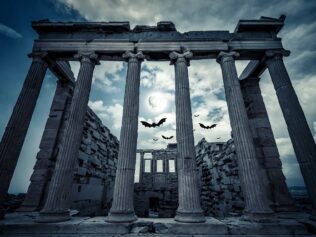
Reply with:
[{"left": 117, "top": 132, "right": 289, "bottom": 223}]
[
  {"left": 199, "top": 123, "right": 207, "bottom": 129},
  {"left": 141, "top": 121, "right": 152, "bottom": 128},
  {"left": 210, "top": 124, "right": 217, "bottom": 129},
  {"left": 162, "top": 135, "right": 167, "bottom": 139},
  {"left": 169, "top": 136, "right": 174, "bottom": 139},
  {"left": 156, "top": 118, "right": 167, "bottom": 127}
]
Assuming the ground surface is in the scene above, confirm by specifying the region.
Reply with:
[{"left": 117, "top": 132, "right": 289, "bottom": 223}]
[{"left": 1, "top": 212, "right": 316, "bottom": 236}]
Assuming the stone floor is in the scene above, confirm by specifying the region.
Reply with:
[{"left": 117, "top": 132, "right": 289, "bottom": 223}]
[{"left": 0, "top": 212, "right": 316, "bottom": 236}]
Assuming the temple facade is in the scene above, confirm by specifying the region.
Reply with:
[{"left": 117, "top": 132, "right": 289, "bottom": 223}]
[{"left": 0, "top": 15, "right": 315, "bottom": 225}]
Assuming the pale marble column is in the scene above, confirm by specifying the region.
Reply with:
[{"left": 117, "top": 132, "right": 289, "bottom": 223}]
[
  {"left": 0, "top": 52, "right": 48, "bottom": 219},
  {"left": 217, "top": 51, "right": 273, "bottom": 218},
  {"left": 106, "top": 51, "right": 144, "bottom": 223},
  {"left": 265, "top": 50, "right": 316, "bottom": 217},
  {"left": 36, "top": 52, "right": 98, "bottom": 223},
  {"left": 170, "top": 50, "right": 205, "bottom": 223}
]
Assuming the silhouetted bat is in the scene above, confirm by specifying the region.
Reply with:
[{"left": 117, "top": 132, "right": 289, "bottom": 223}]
[
  {"left": 194, "top": 114, "right": 200, "bottom": 117},
  {"left": 193, "top": 129, "right": 196, "bottom": 132},
  {"left": 153, "top": 138, "right": 158, "bottom": 141},
  {"left": 217, "top": 137, "right": 221, "bottom": 139},
  {"left": 162, "top": 135, "right": 174, "bottom": 140},
  {"left": 199, "top": 123, "right": 217, "bottom": 129},
  {"left": 141, "top": 118, "right": 166, "bottom": 128}
]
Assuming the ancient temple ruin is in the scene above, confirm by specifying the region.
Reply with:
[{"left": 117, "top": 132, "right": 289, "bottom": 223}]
[{"left": 1, "top": 15, "right": 316, "bottom": 234}]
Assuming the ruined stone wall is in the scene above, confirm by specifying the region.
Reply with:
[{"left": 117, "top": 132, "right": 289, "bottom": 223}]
[
  {"left": 196, "top": 138, "right": 245, "bottom": 217},
  {"left": 20, "top": 81, "right": 119, "bottom": 216},
  {"left": 70, "top": 107, "right": 119, "bottom": 216}
]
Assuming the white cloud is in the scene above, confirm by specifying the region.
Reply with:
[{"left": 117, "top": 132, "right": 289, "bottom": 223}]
[
  {"left": 88, "top": 100, "right": 123, "bottom": 136},
  {"left": 0, "top": 23, "right": 22, "bottom": 39},
  {"left": 70, "top": 61, "right": 125, "bottom": 93}
]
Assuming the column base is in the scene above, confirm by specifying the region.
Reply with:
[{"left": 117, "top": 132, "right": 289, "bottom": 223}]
[
  {"left": 106, "top": 210, "right": 137, "bottom": 223},
  {"left": 174, "top": 210, "right": 206, "bottom": 223},
  {"left": 35, "top": 210, "right": 71, "bottom": 223}
]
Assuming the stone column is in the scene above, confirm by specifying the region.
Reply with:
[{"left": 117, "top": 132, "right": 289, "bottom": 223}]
[
  {"left": 0, "top": 52, "right": 48, "bottom": 219},
  {"left": 265, "top": 50, "right": 316, "bottom": 217},
  {"left": 19, "top": 80, "right": 74, "bottom": 212},
  {"left": 217, "top": 51, "right": 273, "bottom": 218},
  {"left": 106, "top": 51, "right": 144, "bottom": 223},
  {"left": 240, "top": 77, "right": 294, "bottom": 211},
  {"left": 170, "top": 50, "right": 205, "bottom": 223},
  {"left": 36, "top": 52, "right": 98, "bottom": 223}
]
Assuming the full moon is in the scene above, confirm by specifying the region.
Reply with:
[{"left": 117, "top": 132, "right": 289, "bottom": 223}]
[{"left": 147, "top": 92, "right": 168, "bottom": 112}]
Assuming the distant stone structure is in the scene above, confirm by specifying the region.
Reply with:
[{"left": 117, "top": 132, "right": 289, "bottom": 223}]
[
  {"left": 18, "top": 81, "right": 119, "bottom": 216},
  {"left": 134, "top": 144, "right": 178, "bottom": 218},
  {"left": 1, "top": 15, "right": 315, "bottom": 224}
]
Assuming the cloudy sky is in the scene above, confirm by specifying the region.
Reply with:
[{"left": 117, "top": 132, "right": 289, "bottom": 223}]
[{"left": 0, "top": 0, "right": 315, "bottom": 193}]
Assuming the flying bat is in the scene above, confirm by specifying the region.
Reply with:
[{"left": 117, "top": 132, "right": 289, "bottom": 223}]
[
  {"left": 140, "top": 118, "right": 166, "bottom": 128},
  {"left": 217, "top": 137, "right": 221, "bottom": 139},
  {"left": 153, "top": 138, "right": 158, "bottom": 141},
  {"left": 194, "top": 114, "right": 200, "bottom": 117},
  {"left": 162, "top": 135, "right": 174, "bottom": 140},
  {"left": 199, "top": 123, "right": 217, "bottom": 129}
]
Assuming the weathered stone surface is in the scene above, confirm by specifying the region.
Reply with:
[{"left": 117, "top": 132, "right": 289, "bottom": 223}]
[
  {"left": 171, "top": 50, "right": 205, "bottom": 223},
  {"left": 196, "top": 138, "right": 244, "bottom": 217},
  {"left": 0, "top": 53, "right": 48, "bottom": 219},
  {"left": 240, "top": 77, "right": 294, "bottom": 211},
  {"left": 106, "top": 51, "right": 144, "bottom": 223},
  {"left": 36, "top": 52, "right": 99, "bottom": 222},
  {"left": 134, "top": 145, "right": 178, "bottom": 218},
  {"left": 217, "top": 51, "right": 273, "bottom": 216},
  {"left": 265, "top": 50, "right": 316, "bottom": 217},
  {"left": 1, "top": 213, "right": 314, "bottom": 236}
]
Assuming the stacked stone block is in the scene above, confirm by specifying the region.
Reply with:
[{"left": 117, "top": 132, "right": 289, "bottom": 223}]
[
  {"left": 20, "top": 81, "right": 119, "bottom": 216},
  {"left": 196, "top": 138, "right": 245, "bottom": 217},
  {"left": 71, "top": 107, "right": 119, "bottom": 216}
]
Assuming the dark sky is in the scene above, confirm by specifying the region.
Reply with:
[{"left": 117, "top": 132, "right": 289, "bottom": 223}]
[{"left": 0, "top": 0, "right": 315, "bottom": 193}]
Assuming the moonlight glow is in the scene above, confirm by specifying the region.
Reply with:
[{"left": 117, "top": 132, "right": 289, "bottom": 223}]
[{"left": 147, "top": 92, "right": 168, "bottom": 112}]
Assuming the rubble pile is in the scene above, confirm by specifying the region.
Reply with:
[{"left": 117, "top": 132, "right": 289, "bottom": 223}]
[{"left": 196, "top": 138, "right": 245, "bottom": 217}]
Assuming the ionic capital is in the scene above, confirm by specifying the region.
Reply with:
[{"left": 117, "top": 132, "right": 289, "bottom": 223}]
[
  {"left": 264, "top": 50, "right": 290, "bottom": 66},
  {"left": 74, "top": 51, "right": 100, "bottom": 65},
  {"left": 169, "top": 50, "right": 193, "bottom": 66},
  {"left": 216, "top": 51, "right": 239, "bottom": 64},
  {"left": 122, "top": 51, "right": 145, "bottom": 62}
]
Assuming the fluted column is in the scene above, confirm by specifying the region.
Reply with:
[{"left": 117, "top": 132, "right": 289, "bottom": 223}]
[
  {"left": 265, "top": 50, "right": 316, "bottom": 218},
  {"left": 36, "top": 52, "right": 98, "bottom": 223},
  {"left": 217, "top": 51, "right": 273, "bottom": 218},
  {"left": 19, "top": 80, "right": 74, "bottom": 212},
  {"left": 240, "top": 77, "right": 294, "bottom": 211},
  {"left": 0, "top": 52, "right": 48, "bottom": 219},
  {"left": 170, "top": 50, "right": 205, "bottom": 223},
  {"left": 106, "top": 51, "right": 144, "bottom": 223}
]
